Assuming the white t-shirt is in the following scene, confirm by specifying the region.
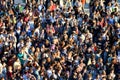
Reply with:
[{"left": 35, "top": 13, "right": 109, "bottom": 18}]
[{"left": 47, "top": 69, "right": 52, "bottom": 78}]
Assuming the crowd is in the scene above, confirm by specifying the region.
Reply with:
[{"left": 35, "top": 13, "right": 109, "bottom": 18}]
[{"left": 0, "top": 0, "right": 120, "bottom": 80}]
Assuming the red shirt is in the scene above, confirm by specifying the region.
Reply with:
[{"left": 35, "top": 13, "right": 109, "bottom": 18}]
[
  {"left": 49, "top": 4, "right": 56, "bottom": 11},
  {"left": 81, "top": 0, "right": 86, "bottom": 5},
  {"left": 7, "top": 71, "right": 13, "bottom": 79},
  {"left": 24, "top": 16, "right": 29, "bottom": 22}
]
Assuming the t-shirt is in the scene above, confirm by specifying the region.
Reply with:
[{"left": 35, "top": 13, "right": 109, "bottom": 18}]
[
  {"left": 17, "top": 53, "right": 24, "bottom": 65},
  {"left": 49, "top": 4, "right": 56, "bottom": 11}
]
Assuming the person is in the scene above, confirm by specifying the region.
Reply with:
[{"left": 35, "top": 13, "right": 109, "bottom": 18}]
[
  {"left": 0, "top": 0, "right": 119, "bottom": 80},
  {"left": 81, "top": 0, "right": 86, "bottom": 11}
]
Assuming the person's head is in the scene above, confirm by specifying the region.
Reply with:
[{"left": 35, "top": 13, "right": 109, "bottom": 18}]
[
  {"left": 96, "top": 74, "right": 100, "bottom": 79},
  {"left": 0, "top": 77, "right": 5, "bottom": 80},
  {"left": 31, "top": 46, "right": 35, "bottom": 52},
  {"left": 46, "top": 57, "right": 51, "bottom": 63},
  {"left": 110, "top": 69, "right": 114, "bottom": 73},
  {"left": 92, "top": 59, "right": 96, "bottom": 65},
  {"left": 20, "top": 39, "right": 24, "bottom": 44},
  {"left": 40, "top": 0, "right": 43, "bottom": 5},
  {"left": 45, "top": 39, "right": 50, "bottom": 44},
  {"left": 60, "top": 56, "right": 65, "bottom": 63},
  {"left": 43, "top": 77, "right": 48, "bottom": 80},
  {"left": 50, "top": 0, "right": 54, "bottom": 5},
  {"left": 102, "top": 70, "right": 106, "bottom": 76},
  {"left": 41, "top": 29, "right": 45, "bottom": 33},
  {"left": 87, "top": 73, "right": 92, "bottom": 80},
  {"left": 8, "top": 66, "right": 12, "bottom": 71},
  {"left": 98, "top": 58, "right": 103, "bottom": 63},
  {"left": 11, "top": 31, "right": 15, "bottom": 36},
  {"left": 73, "top": 72, "right": 77, "bottom": 79},
  {"left": 36, "top": 47, "right": 40, "bottom": 52},
  {"left": 102, "top": 77, "right": 106, "bottom": 80},
  {"left": 107, "top": 75, "right": 112, "bottom": 80},
  {"left": 20, "top": 48, "right": 25, "bottom": 53}
]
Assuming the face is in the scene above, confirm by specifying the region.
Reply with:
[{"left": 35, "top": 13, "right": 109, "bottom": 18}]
[
  {"left": 40, "top": 0, "right": 43, "bottom": 4},
  {"left": 8, "top": 66, "right": 12, "bottom": 71},
  {"left": 36, "top": 47, "right": 40, "bottom": 52},
  {"left": 92, "top": 60, "right": 96, "bottom": 65},
  {"left": 31, "top": 47, "right": 35, "bottom": 52},
  {"left": 66, "top": 71, "right": 70, "bottom": 78},
  {"left": 42, "top": 29, "right": 44, "bottom": 33},
  {"left": 50, "top": 1, "right": 53, "bottom": 5}
]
